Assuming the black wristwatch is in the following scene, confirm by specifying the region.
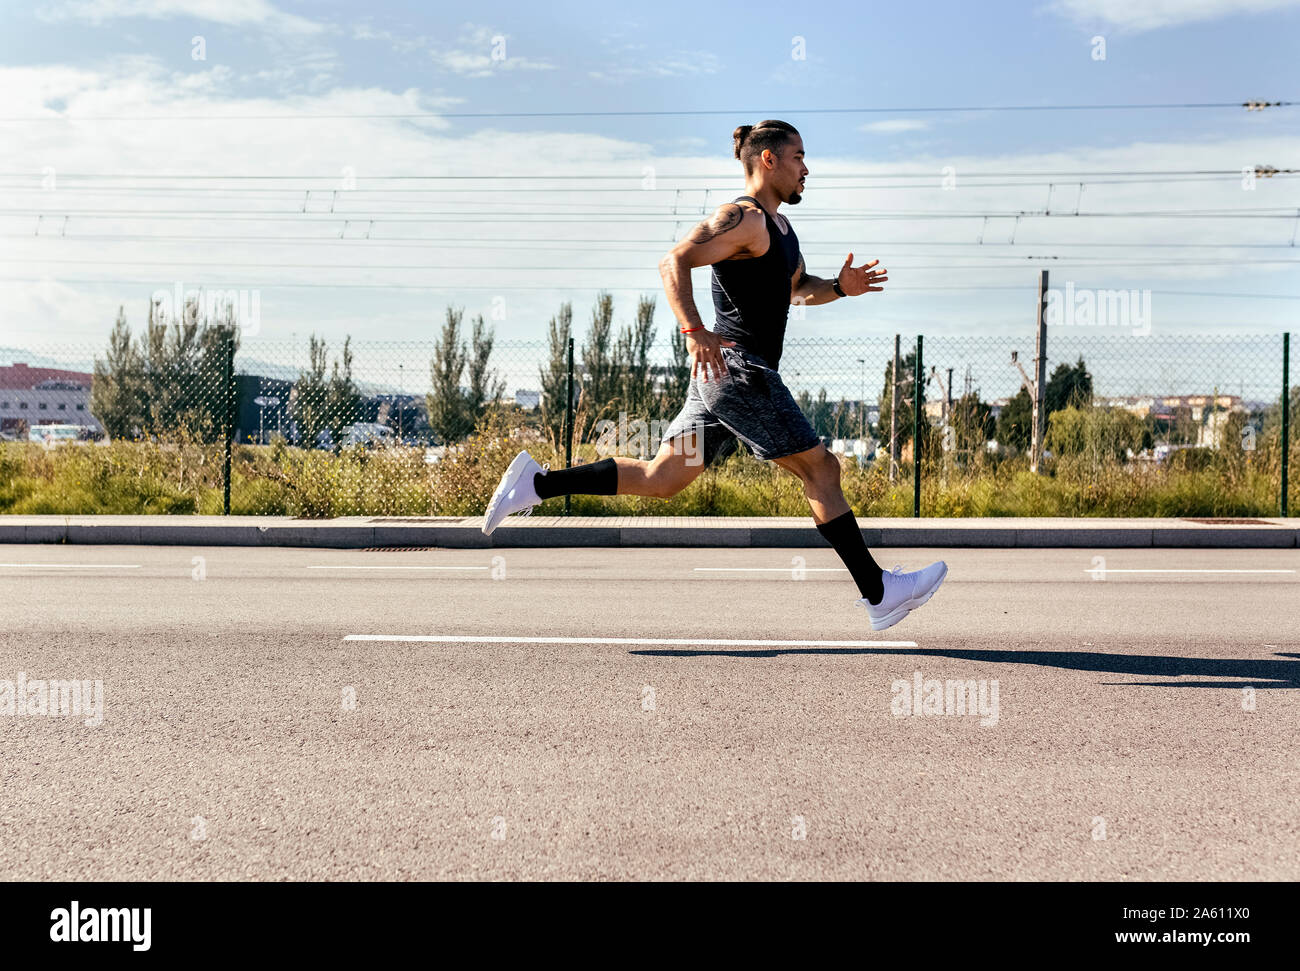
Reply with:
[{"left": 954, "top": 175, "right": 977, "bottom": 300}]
[{"left": 831, "top": 276, "right": 848, "bottom": 298}]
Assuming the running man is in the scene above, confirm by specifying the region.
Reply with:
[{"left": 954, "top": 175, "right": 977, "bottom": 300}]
[{"left": 483, "top": 119, "right": 946, "bottom": 631}]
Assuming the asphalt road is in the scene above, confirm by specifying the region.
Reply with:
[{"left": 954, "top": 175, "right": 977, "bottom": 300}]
[{"left": 1, "top": 543, "right": 1296, "bottom": 881}]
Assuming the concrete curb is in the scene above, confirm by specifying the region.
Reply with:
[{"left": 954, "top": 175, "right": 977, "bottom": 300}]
[{"left": 1, "top": 515, "right": 1297, "bottom": 548}]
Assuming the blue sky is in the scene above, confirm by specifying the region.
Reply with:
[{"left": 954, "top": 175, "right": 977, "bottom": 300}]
[{"left": 1, "top": 0, "right": 1298, "bottom": 375}]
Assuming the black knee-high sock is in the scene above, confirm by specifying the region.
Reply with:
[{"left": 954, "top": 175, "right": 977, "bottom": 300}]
[
  {"left": 815, "top": 510, "right": 885, "bottom": 604},
  {"left": 534, "top": 457, "right": 619, "bottom": 499}
]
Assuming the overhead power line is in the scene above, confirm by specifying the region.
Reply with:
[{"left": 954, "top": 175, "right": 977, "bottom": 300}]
[
  {"left": 0, "top": 101, "right": 1293, "bottom": 122},
  {"left": 8, "top": 257, "right": 1299, "bottom": 271},
  {"left": 10, "top": 232, "right": 1299, "bottom": 250},
  {"left": 2, "top": 276, "right": 1296, "bottom": 298},
  {"left": 7, "top": 207, "right": 1295, "bottom": 220},
  {"left": 2, "top": 168, "right": 1294, "bottom": 180}
]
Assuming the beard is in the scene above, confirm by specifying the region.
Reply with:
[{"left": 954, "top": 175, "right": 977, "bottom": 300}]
[{"left": 787, "top": 188, "right": 803, "bottom": 205}]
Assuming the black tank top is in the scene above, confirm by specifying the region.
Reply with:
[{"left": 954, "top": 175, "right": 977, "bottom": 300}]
[{"left": 710, "top": 195, "right": 800, "bottom": 370}]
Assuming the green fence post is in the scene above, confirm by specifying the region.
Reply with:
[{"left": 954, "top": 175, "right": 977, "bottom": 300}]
[
  {"left": 1283, "top": 332, "right": 1290, "bottom": 517},
  {"left": 564, "top": 335, "right": 574, "bottom": 517},
  {"left": 222, "top": 326, "right": 235, "bottom": 516},
  {"left": 913, "top": 335, "right": 923, "bottom": 518}
]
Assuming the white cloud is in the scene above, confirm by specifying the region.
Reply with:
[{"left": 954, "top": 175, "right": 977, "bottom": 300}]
[
  {"left": 1046, "top": 0, "right": 1300, "bottom": 32},
  {"left": 36, "top": 0, "right": 326, "bottom": 33},
  {"left": 861, "top": 119, "right": 929, "bottom": 134},
  {"left": 430, "top": 24, "right": 555, "bottom": 77}
]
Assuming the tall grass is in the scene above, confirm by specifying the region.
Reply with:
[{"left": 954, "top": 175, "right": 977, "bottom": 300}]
[{"left": 0, "top": 409, "right": 1292, "bottom": 518}]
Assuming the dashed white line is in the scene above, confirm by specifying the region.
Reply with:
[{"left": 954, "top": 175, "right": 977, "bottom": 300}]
[
  {"left": 345, "top": 634, "right": 917, "bottom": 647},
  {"left": 0, "top": 563, "right": 140, "bottom": 569},
  {"left": 693, "top": 567, "right": 847, "bottom": 572},
  {"left": 1084, "top": 569, "right": 1295, "bottom": 574}
]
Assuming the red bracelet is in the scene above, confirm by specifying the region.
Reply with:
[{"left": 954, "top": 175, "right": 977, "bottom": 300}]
[{"left": 680, "top": 326, "right": 704, "bottom": 334}]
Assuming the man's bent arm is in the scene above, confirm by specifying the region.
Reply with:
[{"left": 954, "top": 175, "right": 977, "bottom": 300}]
[{"left": 659, "top": 203, "right": 764, "bottom": 329}]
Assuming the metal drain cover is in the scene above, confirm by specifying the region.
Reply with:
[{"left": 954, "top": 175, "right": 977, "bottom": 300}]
[{"left": 1182, "top": 518, "right": 1277, "bottom": 526}]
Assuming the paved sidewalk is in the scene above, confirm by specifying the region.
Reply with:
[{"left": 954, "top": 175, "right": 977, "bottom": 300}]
[{"left": 1, "top": 514, "right": 1296, "bottom": 547}]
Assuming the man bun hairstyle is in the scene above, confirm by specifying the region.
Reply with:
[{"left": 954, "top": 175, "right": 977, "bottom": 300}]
[{"left": 733, "top": 119, "right": 799, "bottom": 173}]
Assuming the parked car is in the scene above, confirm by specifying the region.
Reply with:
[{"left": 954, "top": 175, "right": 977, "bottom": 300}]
[{"left": 341, "top": 422, "right": 397, "bottom": 449}]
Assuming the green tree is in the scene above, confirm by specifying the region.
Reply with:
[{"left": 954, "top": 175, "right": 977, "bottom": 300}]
[
  {"left": 797, "top": 387, "right": 834, "bottom": 440},
  {"left": 293, "top": 336, "right": 331, "bottom": 448},
  {"left": 289, "top": 335, "right": 362, "bottom": 448},
  {"left": 466, "top": 313, "right": 506, "bottom": 423},
  {"left": 140, "top": 297, "right": 182, "bottom": 436},
  {"left": 949, "top": 392, "right": 995, "bottom": 456},
  {"left": 1044, "top": 356, "right": 1093, "bottom": 416},
  {"left": 428, "top": 308, "right": 469, "bottom": 444},
  {"left": 578, "top": 292, "right": 619, "bottom": 441},
  {"left": 1047, "top": 405, "right": 1145, "bottom": 464},
  {"left": 878, "top": 349, "right": 919, "bottom": 450},
  {"left": 997, "top": 387, "right": 1033, "bottom": 453},
  {"left": 326, "top": 336, "right": 362, "bottom": 445},
  {"left": 617, "top": 295, "right": 657, "bottom": 422},
  {"left": 91, "top": 306, "right": 144, "bottom": 440},
  {"left": 538, "top": 302, "right": 573, "bottom": 449},
  {"left": 1168, "top": 404, "right": 1198, "bottom": 445},
  {"left": 92, "top": 297, "right": 236, "bottom": 444}
]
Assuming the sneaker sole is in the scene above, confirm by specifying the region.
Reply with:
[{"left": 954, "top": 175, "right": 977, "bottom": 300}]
[
  {"left": 482, "top": 451, "right": 535, "bottom": 535},
  {"left": 869, "top": 563, "right": 948, "bottom": 631}
]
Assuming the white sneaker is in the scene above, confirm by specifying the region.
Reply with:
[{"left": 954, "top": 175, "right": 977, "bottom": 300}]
[
  {"left": 857, "top": 561, "right": 948, "bottom": 631},
  {"left": 482, "top": 450, "right": 548, "bottom": 535}
]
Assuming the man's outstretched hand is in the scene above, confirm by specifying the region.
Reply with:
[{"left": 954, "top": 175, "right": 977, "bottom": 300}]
[{"left": 836, "top": 253, "right": 889, "bottom": 296}]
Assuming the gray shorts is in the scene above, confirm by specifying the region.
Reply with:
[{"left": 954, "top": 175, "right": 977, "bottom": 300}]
[{"left": 660, "top": 345, "right": 822, "bottom": 466}]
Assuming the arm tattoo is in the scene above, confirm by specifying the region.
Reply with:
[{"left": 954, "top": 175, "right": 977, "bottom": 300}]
[
  {"left": 793, "top": 254, "right": 807, "bottom": 290},
  {"left": 689, "top": 203, "right": 744, "bottom": 244}
]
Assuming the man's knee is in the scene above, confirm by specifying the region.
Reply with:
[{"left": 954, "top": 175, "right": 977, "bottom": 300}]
[
  {"left": 821, "top": 448, "right": 844, "bottom": 477},
  {"left": 794, "top": 449, "right": 840, "bottom": 498},
  {"left": 800, "top": 447, "right": 840, "bottom": 483}
]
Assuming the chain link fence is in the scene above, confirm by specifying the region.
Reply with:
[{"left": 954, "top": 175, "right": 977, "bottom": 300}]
[{"left": 2, "top": 328, "right": 1293, "bottom": 517}]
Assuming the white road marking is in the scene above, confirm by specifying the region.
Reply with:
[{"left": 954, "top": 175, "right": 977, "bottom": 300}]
[
  {"left": 345, "top": 634, "right": 917, "bottom": 647},
  {"left": 1084, "top": 569, "right": 1295, "bottom": 574},
  {"left": 308, "top": 565, "right": 489, "bottom": 571},
  {"left": 0, "top": 563, "right": 140, "bottom": 569},
  {"left": 693, "top": 567, "right": 847, "bottom": 572}
]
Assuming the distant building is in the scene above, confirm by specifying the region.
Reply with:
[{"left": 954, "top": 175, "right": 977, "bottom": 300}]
[
  {"left": 515, "top": 389, "right": 541, "bottom": 409},
  {"left": 0, "top": 362, "right": 102, "bottom": 438},
  {"left": 1109, "top": 394, "right": 1242, "bottom": 421},
  {"left": 986, "top": 393, "right": 1244, "bottom": 423}
]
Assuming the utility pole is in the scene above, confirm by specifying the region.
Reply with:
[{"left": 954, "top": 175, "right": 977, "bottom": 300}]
[
  {"left": 930, "top": 366, "right": 950, "bottom": 421},
  {"left": 1032, "top": 270, "right": 1049, "bottom": 472}
]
